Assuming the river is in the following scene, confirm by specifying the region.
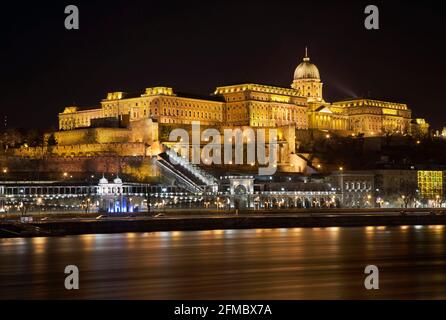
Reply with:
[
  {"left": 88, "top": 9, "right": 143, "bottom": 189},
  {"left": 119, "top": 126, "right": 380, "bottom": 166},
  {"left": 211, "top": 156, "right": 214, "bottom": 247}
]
[{"left": 1, "top": 225, "right": 446, "bottom": 299}]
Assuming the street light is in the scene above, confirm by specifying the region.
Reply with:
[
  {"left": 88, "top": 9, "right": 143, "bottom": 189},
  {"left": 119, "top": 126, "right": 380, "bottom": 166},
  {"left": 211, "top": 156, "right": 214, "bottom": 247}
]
[{"left": 36, "top": 197, "right": 43, "bottom": 216}]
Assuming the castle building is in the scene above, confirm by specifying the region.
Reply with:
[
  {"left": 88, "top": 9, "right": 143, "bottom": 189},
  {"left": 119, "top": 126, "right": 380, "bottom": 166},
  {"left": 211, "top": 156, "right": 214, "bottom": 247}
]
[
  {"left": 331, "top": 99, "right": 412, "bottom": 136},
  {"left": 58, "top": 49, "right": 428, "bottom": 140}
]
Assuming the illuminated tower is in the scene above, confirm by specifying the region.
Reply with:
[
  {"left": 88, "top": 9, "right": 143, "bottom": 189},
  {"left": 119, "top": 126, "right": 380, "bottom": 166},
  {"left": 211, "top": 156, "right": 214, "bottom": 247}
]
[{"left": 291, "top": 47, "right": 323, "bottom": 102}]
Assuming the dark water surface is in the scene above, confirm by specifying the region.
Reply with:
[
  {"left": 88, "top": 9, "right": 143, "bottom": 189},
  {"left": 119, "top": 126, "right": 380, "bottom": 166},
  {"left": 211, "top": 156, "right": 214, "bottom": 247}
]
[{"left": 1, "top": 225, "right": 446, "bottom": 299}]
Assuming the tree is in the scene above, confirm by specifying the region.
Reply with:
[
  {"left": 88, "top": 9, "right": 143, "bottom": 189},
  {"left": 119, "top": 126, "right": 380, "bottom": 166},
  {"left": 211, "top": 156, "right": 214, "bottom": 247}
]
[
  {"left": 24, "top": 129, "right": 44, "bottom": 147},
  {"left": 159, "top": 125, "right": 172, "bottom": 141},
  {"left": 399, "top": 180, "right": 419, "bottom": 208},
  {"left": 0, "top": 129, "right": 24, "bottom": 150},
  {"left": 47, "top": 133, "right": 57, "bottom": 146}
]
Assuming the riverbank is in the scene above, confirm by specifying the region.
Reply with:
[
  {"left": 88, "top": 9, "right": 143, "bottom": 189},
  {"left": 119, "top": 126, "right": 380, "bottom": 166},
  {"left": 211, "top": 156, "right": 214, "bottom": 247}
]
[{"left": 1, "top": 209, "right": 446, "bottom": 238}]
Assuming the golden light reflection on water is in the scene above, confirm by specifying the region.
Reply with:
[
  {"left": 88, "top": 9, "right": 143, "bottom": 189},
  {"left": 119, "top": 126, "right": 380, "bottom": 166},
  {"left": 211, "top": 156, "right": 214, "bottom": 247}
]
[
  {"left": 253, "top": 229, "right": 275, "bottom": 235},
  {"left": 80, "top": 234, "right": 95, "bottom": 248},
  {"left": 119, "top": 224, "right": 446, "bottom": 244},
  {"left": 122, "top": 224, "right": 445, "bottom": 245},
  {"left": 31, "top": 237, "right": 49, "bottom": 276},
  {"left": 176, "top": 226, "right": 343, "bottom": 239},
  {"left": 427, "top": 225, "right": 444, "bottom": 230},
  {"left": 428, "top": 225, "right": 444, "bottom": 238},
  {"left": 3, "top": 225, "right": 446, "bottom": 299},
  {"left": 31, "top": 237, "right": 47, "bottom": 255},
  {"left": 124, "top": 232, "right": 138, "bottom": 249},
  {"left": 327, "top": 227, "right": 340, "bottom": 238},
  {"left": 171, "top": 231, "right": 182, "bottom": 238}
]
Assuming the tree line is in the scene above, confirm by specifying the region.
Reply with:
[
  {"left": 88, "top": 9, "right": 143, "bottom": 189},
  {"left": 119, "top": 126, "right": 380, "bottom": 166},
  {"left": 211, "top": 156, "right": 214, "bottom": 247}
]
[{"left": 0, "top": 128, "right": 56, "bottom": 151}]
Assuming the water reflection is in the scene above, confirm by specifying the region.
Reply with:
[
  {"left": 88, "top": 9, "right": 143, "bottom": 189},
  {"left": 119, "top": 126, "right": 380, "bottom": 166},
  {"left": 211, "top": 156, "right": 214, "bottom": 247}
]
[
  {"left": 1, "top": 225, "right": 446, "bottom": 299},
  {"left": 31, "top": 237, "right": 47, "bottom": 254}
]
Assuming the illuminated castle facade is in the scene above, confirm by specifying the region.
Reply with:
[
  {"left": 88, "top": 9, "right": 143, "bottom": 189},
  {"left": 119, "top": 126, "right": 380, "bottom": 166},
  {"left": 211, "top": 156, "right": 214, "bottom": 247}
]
[{"left": 58, "top": 49, "right": 428, "bottom": 139}]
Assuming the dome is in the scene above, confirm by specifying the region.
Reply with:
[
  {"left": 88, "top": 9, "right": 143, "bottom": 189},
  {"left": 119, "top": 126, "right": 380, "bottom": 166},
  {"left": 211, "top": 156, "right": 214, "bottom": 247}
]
[
  {"left": 99, "top": 175, "right": 109, "bottom": 184},
  {"left": 293, "top": 49, "right": 320, "bottom": 80},
  {"left": 113, "top": 175, "right": 123, "bottom": 184}
]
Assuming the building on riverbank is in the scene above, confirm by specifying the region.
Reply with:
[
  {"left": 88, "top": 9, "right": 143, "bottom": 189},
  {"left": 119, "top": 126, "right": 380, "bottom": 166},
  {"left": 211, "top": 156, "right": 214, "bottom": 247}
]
[
  {"left": 10, "top": 50, "right": 429, "bottom": 177},
  {"left": 57, "top": 50, "right": 425, "bottom": 138},
  {"left": 330, "top": 169, "right": 446, "bottom": 208},
  {"left": 0, "top": 177, "right": 193, "bottom": 214},
  {"left": 0, "top": 173, "right": 344, "bottom": 213}
]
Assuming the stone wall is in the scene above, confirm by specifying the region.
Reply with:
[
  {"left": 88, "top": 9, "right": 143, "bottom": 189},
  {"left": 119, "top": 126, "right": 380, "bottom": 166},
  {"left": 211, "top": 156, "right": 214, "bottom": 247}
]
[
  {"left": 51, "top": 128, "right": 132, "bottom": 146},
  {"left": 129, "top": 118, "right": 159, "bottom": 144},
  {"left": 0, "top": 155, "right": 160, "bottom": 182},
  {"left": 13, "top": 142, "right": 147, "bottom": 158}
]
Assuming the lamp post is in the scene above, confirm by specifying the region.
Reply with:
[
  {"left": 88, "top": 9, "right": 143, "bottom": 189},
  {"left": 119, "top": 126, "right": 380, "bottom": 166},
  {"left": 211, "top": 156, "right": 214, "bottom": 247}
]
[
  {"left": 36, "top": 197, "right": 43, "bottom": 216},
  {"left": 143, "top": 183, "right": 151, "bottom": 216},
  {"left": 86, "top": 198, "right": 91, "bottom": 213}
]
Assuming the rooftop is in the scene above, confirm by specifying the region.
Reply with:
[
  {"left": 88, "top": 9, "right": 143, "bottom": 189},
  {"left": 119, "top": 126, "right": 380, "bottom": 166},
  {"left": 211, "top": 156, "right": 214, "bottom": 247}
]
[{"left": 214, "top": 83, "right": 301, "bottom": 96}]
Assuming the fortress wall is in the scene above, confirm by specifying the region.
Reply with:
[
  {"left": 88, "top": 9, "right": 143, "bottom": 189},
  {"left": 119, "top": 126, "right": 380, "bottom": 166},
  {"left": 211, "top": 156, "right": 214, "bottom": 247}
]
[
  {"left": 53, "top": 128, "right": 132, "bottom": 146},
  {"left": 0, "top": 155, "right": 160, "bottom": 182},
  {"left": 52, "top": 120, "right": 159, "bottom": 146},
  {"left": 13, "top": 142, "right": 147, "bottom": 158},
  {"left": 129, "top": 118, "right": 159, "bottom": 144}
]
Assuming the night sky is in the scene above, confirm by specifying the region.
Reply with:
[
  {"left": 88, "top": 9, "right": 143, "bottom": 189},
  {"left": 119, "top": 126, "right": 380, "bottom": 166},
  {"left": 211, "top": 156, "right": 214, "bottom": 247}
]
[{"left": 1, "top": 0, "right": 445, "bottom": 130}]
